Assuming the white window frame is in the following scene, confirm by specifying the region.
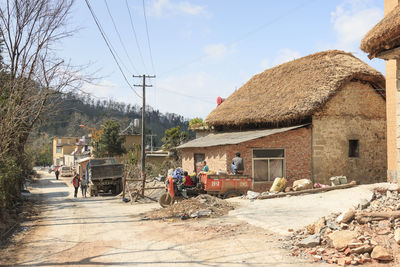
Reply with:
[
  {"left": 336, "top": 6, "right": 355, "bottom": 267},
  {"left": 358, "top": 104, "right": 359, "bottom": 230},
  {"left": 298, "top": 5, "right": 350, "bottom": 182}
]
[
  {"left": 57, "top": 139, "right": 61, "bottom": 145},
  {"left": 252, "top": 148, "right": 286, "bottom": 183}
]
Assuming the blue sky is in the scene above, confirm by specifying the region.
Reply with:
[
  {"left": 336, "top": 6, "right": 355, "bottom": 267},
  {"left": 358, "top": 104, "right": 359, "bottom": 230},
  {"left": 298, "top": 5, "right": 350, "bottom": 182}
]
[{"left": 60, "top": 0, "right": 385, "bottom": 119}]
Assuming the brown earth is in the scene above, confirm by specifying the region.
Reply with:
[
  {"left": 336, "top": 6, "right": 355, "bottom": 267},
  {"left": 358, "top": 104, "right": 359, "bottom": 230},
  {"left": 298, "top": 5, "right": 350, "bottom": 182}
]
[{"left": 0, "top": 172, "right": 321, "bottom": 266}]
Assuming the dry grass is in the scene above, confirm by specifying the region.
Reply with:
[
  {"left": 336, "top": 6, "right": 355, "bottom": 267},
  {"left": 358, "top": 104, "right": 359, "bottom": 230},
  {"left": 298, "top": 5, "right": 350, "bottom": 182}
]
[
  {"left": 361, "top": 5, "right": 400, "bottom": 58},
  {"left": 205, "top": 50, "right": 384, "bottom": 128}
]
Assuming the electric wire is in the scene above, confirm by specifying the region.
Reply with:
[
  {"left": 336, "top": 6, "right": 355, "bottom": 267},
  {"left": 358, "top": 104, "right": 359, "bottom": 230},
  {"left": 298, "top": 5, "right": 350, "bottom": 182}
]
[
  {"left": 84, "top": 0, "right": 141, "bottom": 98},
  {"left": 125, "top": 0, "right": 148, "bottom": 73},
  {"left": 160, "top": 0, "right": 316, "bottom": 76},
  {"left": 104, "top": 0, "right": 139, "bottom": 74},
  {"left": 142, "top": 0, "right": 156, "bottom": 73}
]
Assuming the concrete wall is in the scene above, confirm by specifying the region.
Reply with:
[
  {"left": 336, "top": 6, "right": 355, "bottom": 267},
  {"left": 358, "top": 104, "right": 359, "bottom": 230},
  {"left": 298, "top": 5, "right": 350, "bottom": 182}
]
[
  {"left": 312, "top": 81, "right": 387, "bottom": 185},
  {"left": 384, "top": 0, "right": 400, "bottom": 182},
  {"left": 52, "top": 137, "right": 78, "bottom": 166}
]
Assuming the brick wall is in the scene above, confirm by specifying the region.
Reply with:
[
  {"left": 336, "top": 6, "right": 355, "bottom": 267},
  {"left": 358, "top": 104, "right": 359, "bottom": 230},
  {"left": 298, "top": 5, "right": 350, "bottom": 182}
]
[
  {"left": 181, "top": 126, "right": 312, "bottom": 192},
  {"left": 312, "top": 81, "right": 387, "bottom": 185}
]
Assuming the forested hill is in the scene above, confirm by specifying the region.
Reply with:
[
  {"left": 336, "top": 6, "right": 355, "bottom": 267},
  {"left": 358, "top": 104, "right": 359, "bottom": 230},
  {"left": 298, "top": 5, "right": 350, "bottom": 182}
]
[{"left": 37, "top": 94, "right": 191, "bottom": 148}]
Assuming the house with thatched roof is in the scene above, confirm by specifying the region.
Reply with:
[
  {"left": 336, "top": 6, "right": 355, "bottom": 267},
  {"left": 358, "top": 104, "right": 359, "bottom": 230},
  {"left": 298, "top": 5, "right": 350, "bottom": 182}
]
[
  {"left": 178, "top": 50, "right": 387, "bottom": 191},
  {"left": 360, "top": 0, "right": 400, "bottom": 183}
]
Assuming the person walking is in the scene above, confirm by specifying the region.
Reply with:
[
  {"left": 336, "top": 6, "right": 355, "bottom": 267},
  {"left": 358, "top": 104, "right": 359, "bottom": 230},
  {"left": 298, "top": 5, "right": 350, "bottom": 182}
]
[
  {"left": 81, "top": 174, "right": 87, "bottom": 198},
  {"left": 55, "top": 169, "right": 60, "bottom": 180},
  {"left": 72, "top": 174, "right": 80, "bottom": 198},
  {"left": 231, "top": 152, "right": 244, "bottom": 174}
]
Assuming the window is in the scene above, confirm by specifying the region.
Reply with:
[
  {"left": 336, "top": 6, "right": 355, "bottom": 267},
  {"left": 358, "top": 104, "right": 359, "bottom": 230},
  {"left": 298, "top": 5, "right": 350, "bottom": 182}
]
[
  {"left": 57, "top": 139, "right": 61, "bottom": 145},
  {"left": 56, "top": 147, "right": 62, "bottom": 153},
  {"left": 252, "top": 149, "right": 285, "bottom": 182},
  {"left": 349, "top": 140, "right": 359, "bottom": 158},
  {"left": 67, "top": 139, "right": 70, "bottom": 144}
]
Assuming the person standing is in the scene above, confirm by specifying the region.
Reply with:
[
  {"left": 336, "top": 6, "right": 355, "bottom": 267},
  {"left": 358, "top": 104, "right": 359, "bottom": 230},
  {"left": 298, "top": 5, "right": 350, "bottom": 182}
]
[
  {"left": 72, "top": 174, "right": 80, "bottom": 198},
  {"left": 201, "top": 161, "right": 209, "bottom": 172},
  {"left": 232, "top": 152, "right": 244, "bottom": 174},
  {"left": 81, "top": 174, "right": 87, "bottom": 198},
  {"left": 55, "top": 169, "right": 60, "bottom": 180}
]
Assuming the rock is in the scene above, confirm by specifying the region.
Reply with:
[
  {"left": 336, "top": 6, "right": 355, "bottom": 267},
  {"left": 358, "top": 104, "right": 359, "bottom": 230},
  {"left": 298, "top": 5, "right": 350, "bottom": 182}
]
[
  {"left": 350, "top": 245, "right": 374, "bottom": 254},
  {"left": 298, "top": 234, "right": 321, "bottom": 248},
  {"left": 336, "top": 209, "right": 355, "bottom": 224},
  {"left": 327, "top": 230, "right": 358, "bottom": 251},
  {"left": 190, "top": 209, "right": 212, "bottom": 218},
  {"left": 306, "top": 223, "right": 315, "bottom": 235},
  {"left": 371, "top": 246, "right": 393, "bottom": 261},
  {"left": 315, "top": 217, "right": 326, "bottom": 234},
  {"left": 395, "top": 228, "right": 400, "bottom": 244},
  {"left": 327, "top": 221, "right": 339, "bottom": 230},
  {"left": 358, "top": 198, "right": 370, "bottom": 210}
]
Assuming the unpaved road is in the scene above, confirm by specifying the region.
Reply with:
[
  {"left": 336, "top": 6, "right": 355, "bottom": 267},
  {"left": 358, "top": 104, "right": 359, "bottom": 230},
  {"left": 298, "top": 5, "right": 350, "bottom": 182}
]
[{"left": 0, "top": 173, "right": 319, "bottom": 266}]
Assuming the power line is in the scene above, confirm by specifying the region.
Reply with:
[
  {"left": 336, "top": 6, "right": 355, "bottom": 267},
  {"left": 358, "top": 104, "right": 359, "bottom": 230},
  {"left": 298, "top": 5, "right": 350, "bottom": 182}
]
[
  {"left": 85, "top": 0, "right": 141, "bottom": 98},
  {"left": 142, "top": 0, "right": 156, "bottom": 73},
  {"left": 160, "top": 0, "right": 316, "bottom": 76},
  {"left": 125, "top": 0, "right": 148, "bottom": 73},
  {"left": 104, "top": 0, "right": 138, "bottom": 74}
]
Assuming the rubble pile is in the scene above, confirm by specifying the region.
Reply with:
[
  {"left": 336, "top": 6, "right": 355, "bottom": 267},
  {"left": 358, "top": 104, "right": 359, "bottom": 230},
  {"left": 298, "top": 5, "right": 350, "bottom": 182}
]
[
  {"left": 284, "top": 186, "right": 400, "bottom": 265},
  {"left": 145, "top": 194, "right": 234, "bottom": 220}
]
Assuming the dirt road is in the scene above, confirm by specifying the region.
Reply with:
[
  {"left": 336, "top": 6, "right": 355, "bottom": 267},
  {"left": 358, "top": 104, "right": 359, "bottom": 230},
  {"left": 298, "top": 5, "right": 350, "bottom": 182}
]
[{"left": 0, "top": 173, "right": 319, "bottom": 266}]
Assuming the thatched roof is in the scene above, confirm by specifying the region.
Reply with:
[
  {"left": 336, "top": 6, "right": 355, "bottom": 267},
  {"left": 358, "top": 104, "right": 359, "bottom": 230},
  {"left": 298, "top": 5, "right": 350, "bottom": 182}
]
[
  {"left": 360, "top": 5, "right": 400, "bottom": 59},
  {"left": 206, "top": 50, "right": 385, "bottom": 128}
]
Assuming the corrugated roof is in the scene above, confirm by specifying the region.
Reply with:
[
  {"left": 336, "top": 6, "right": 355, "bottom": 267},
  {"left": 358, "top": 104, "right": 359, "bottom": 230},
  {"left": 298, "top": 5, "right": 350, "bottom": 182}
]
[{"left": 177, "top": 125, "right": 307, "bottom": 149}]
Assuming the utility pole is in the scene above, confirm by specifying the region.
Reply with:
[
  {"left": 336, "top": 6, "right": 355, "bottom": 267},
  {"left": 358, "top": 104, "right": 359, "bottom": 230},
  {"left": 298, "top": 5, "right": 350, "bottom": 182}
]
[{"left": 133, "top": 74, "right": 155, "bottom": 197}]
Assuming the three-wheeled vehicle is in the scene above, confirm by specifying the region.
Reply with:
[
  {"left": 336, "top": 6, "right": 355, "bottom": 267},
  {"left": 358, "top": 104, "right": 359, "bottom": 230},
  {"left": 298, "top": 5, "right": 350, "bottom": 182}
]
[{"left": 158, "top": 172, "right": 252, "bottom": 207}]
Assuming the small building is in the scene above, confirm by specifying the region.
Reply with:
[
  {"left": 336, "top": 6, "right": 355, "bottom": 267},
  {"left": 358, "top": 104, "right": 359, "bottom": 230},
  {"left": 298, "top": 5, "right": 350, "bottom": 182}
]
[
  {"left": 52, "top": 137, "right": 78, "bottom": 166},
  {"left": 178, "top": 50, "right": 387, "bottom": 191},
  {"left": 360, "top": 0, "right": 400, "bottom": 182}
]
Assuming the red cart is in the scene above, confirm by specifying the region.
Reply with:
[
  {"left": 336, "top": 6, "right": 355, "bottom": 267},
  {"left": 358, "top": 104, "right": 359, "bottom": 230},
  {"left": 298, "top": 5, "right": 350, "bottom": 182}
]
[{"left": 198, "top": 173, "right": 252, "bottom": 198}]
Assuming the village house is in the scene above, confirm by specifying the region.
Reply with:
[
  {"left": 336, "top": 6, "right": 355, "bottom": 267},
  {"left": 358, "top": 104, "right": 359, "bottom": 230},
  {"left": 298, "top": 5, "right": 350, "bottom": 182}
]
[
  {"left": 52, "top": 137, "right": 79, "bottom": 166},
  {"left": 360, "top": 0, "right": 400, "bottom": 183},
  {"left": 178, "top": 50, "right": 387, "bottom": 192}
]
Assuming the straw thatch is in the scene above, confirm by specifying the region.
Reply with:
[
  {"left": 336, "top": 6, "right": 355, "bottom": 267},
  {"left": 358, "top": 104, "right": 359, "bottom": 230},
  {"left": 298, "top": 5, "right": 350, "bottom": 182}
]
[
  {"left": 360, "top": 5, "right": 400, "bottom": 58},
  {"left": 206, "top": 50, "right": 385, "bottom": 128}
]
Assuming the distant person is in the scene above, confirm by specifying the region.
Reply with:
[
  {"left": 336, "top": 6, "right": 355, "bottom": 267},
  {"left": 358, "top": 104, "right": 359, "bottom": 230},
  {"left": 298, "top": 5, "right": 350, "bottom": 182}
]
[
  {"left": 72, "top": 174, "right": 80, "bottom": 198},
  {"left": 55, "top": 169, "right": 60, "bottom": 180},
  {"left": 201, "top": 161, "right": 209, "bottom": 172},
  {"left": 182, "top": 171, "right": 193, "bottom": 187},
  {"left": 81, "top": 174, "right": 87, "bottom": 198},
  {"left": 232, "top": 152, "right": 244, "bottom": 175}
]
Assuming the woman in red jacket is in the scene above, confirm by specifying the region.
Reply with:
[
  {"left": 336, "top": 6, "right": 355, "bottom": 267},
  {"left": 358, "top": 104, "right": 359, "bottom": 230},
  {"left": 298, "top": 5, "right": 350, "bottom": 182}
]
[{"left": 72, "top": 174, "right": 80, "bottom": 198}]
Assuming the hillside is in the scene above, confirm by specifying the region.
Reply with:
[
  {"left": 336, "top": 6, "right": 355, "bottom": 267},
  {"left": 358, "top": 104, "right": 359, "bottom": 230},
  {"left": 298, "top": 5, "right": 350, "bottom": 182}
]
[{"left": 36, "top": 94, "right": 192, "bottom": 148}]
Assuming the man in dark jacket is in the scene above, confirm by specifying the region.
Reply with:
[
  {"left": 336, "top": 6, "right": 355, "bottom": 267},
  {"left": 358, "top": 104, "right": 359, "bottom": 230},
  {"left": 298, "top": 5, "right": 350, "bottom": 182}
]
[
  {"left": 232, "top": 152, "right": 244, "bottom": 174},
  {"left": 55, "top": 169, "right": 60, "bottom": 180}
]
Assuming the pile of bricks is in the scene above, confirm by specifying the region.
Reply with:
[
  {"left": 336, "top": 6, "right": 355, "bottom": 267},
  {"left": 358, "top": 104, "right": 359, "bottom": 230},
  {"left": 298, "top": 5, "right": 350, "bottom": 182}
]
[{"left": 281, "top": 187, "right": 400, "bottom": 265}]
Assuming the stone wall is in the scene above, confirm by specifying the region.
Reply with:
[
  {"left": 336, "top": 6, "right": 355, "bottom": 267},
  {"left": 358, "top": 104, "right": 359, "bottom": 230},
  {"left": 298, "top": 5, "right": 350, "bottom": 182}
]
[{"left": 312, "top": 81, "right": 387, "bottom": 185}]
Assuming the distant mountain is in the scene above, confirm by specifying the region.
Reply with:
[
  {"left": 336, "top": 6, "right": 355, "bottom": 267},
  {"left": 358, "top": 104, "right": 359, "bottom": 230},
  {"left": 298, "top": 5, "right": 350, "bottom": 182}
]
[{"left": 36, "top": 93, "right": 192, "bottom": 148}]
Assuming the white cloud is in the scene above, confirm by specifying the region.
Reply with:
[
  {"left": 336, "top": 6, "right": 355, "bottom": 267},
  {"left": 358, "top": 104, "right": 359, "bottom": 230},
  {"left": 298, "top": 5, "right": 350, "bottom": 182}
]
[
  {"left": 330, "top": 0, "right": 383, "bottom": 51},
  {"left": 273, "top": 49, "right": 301, "bottom": 65},
  {"left": 204, "top": 43, "right": 228, "bottom": 60},
  {"left": 203, "top": 43, "right": 237, "bottom": 61},
  {"left": 150, "top": 0, "right": 209, "bottom": 17},
  {"left": 260, "top": 49, "right": 301, "bottom": 70}
]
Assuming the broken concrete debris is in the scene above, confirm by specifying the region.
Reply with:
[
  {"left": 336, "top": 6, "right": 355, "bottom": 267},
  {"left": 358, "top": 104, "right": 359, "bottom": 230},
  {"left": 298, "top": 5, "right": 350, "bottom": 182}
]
[
  {"left": 285, "top": 186, "right": 400, "bottom": 265},
  {"left": 145, "top": 194, "right": 234, "bottom": 220}
]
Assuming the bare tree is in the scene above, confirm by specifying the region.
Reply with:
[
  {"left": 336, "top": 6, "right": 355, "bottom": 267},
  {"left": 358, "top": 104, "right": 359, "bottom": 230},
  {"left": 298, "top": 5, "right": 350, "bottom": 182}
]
[{"left": 0, "top": 0, "right": 87, "bottom": 157}]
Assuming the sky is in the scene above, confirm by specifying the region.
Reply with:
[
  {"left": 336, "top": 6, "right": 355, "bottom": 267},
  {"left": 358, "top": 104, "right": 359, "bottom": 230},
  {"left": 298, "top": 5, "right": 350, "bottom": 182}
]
[{"left": 59, "top": 0, "right": 385, "bottom": 120}]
